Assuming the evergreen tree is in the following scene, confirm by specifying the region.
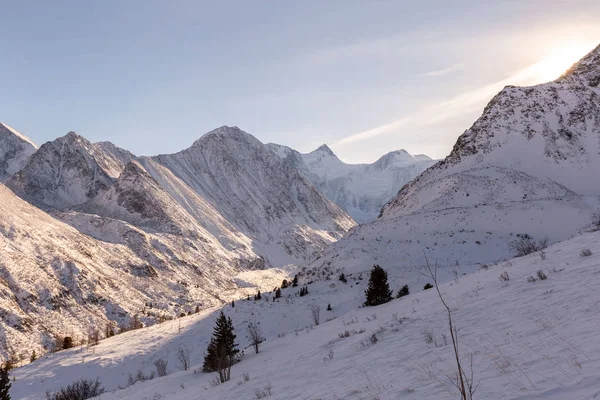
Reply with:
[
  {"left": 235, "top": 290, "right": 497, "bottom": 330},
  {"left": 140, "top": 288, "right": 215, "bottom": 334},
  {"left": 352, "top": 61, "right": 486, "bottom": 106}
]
[
  {"left": 292, "top": 274, "right": 299, "bottom": 287},
  {"left": 327, "top": 303, "right": 332, "bottom": 311},
  {"left": 62, "top": 336, "right": 73, "bottom": 349},
  {"left": 364, "top": 265, "right": 393, "bottom": 306},
  {"left": 30, "top": 351, "right": 36, "bottom": 363},
  {"left": 396, "top": 284, "right": 410, "bottom": 298},
  {"left": 203, "top": 312, "right": 239, "bottom": 382},
  {"left": 339, "top": 273, "right": 347, "bottom": 283},
  {"left": 281, "top": 279, "right": 289, "bottom": 289},
  {"left": 0, "top": 364, "right": 10, "bottom": 400},
  {"left": 231, "top": 300, "right": 235, "bottom": 308},
  {"left": 254, "top": 291, "right": 261, "bottom": 301},
  {"left": 275, "top": 288, "right": 281, "bottom": 299}
]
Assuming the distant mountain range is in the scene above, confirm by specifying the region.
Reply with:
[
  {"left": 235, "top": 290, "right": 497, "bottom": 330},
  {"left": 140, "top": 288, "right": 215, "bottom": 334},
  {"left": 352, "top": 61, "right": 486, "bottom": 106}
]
[{"left": 266, "top": 143, "right": 435, "bottom": 222}]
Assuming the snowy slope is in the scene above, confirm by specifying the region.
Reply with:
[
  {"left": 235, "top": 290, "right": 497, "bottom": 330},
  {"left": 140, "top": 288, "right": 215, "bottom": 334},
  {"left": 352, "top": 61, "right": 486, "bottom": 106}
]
[
  {"left": 267, "top": 143, "right": 435, "bottom": 222},
  {"left": 306, "top": 44, "right": 600, "bottom": 279},
  {"left": 0, "top": 122, "right": 37, "bottom": 183},
  {"left": 92, "top": 141, "right": 136, "bottom": 179},
  {"left": 0, "top": 183, "right": 275, "bottom": 364},
  {"left": 11, "top": 230, "right": 600, "bottom": 400}
]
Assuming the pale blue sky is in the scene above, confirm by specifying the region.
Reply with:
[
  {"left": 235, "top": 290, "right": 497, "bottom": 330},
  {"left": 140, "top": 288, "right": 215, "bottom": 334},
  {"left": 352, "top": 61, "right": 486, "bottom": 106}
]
[{"left": 2, "top": 1, "right": 600, "bottom": 162}]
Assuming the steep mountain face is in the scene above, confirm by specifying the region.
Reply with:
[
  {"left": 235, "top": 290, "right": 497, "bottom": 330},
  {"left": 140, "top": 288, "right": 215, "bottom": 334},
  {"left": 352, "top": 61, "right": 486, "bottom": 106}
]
[
  {"left": 0, "top": 123, "right": 37, "bottom": 182},
  {"left": 305, "top": 44, "right": 600, "bottom": 282},
  {"left": 150, "top": 126, "right": 355, "bottom": 266},
  {"left": 7, "top": 132, "right": 114, "bottom": 209},
  {"left": 0, "top": 183, "right": 246, "bottom": 362},
  {"left": 266, "top": 143, "right": 435, "bottom": 222},
  {"left": 92, "top": 141, "right": 136, "bottom": 179}
]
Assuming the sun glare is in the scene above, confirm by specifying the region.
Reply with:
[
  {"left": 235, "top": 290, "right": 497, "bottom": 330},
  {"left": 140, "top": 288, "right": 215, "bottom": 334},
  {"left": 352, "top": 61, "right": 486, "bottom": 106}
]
[{"left": 532, "top": 42, "right": 598, "bottom": 83}]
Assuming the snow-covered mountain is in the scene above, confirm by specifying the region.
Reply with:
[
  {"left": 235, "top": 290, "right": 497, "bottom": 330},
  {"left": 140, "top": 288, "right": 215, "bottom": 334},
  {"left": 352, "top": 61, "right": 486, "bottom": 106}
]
[
  {"left": 266, "top": 143, "right": 435, "bottom": 222},
  {"left": 0, "top": 122, "right": 37, "bottom": 183},
  {"left": 148, "top": 126, "right": 355, "bottom": 266},
  {"left": 7, "top": 132, "right": 115, "bottom": 209},
  {"left": 0, "top": 124, "right": 355, "bottom": 360},
  {"left": 305, "top": 44, "right": 600, "bottom": 280}
]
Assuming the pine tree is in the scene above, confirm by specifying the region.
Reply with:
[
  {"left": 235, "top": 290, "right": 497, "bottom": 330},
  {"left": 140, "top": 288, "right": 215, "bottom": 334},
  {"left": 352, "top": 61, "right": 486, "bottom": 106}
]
[
  {"left": 231, "top": 300, "right": 235, "bottom": 308},
  {"left": 254, "top": 291, "right": 261, "bottom": 300},
  {"left": 203, "top": 312, "right": 239, "bottom": 382},
  {"left": 396, "top": 284, "right": 410, "bottom": 298},
  {"left": 62, "top": 336, "right": 73, "bottom": 349},
  {"left": 0, "top": 364, "right": 10, "bottom": 400},
  {"left": 292, "top": 274, "right": 299, "bottom": 287},
  {"left": 281, "top": 279, "right": 289, "bottom": 289},
  {"left": 30, "top": 351, "right": 36, "bottom": 363},
  {"left": 327, "top": 303, "right": 332, "bottom": 311},
  {"left": 275, "top": 288, "right": 281, "bottom": 299},
  {"left": 364, "top": 265, "right": 393, "bottom": 306},
  {"left": 339, "top": 273, "right": 347, "bottom": 283}
]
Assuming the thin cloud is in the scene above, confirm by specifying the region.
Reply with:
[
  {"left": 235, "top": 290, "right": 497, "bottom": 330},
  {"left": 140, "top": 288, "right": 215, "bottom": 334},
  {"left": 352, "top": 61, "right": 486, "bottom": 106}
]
[
  {"left": 333, "top": 60, "right": 548, "bottom": 147},
  {"left": 420, "top": 63, "right": 465, "bottom": 77}
]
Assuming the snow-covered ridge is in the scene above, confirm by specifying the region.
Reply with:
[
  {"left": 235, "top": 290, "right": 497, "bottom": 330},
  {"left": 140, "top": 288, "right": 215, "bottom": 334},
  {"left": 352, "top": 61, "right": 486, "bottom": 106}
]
[{"left": 266, "top": 142, "right": 435, "bottom": 222}]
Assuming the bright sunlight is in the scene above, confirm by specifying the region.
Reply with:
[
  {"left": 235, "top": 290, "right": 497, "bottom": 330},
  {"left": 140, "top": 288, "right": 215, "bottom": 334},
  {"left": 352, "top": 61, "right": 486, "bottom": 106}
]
[{"left": 532, "top": 41, "right": 598, "bottom": 82}]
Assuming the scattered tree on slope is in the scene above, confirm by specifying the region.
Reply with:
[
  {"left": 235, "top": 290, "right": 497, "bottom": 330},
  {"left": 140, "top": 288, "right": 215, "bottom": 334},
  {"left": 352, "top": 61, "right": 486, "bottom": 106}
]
[
  {"left": 203, "top": 312, "right": 239, "bottom": 383},
  {"left": 364, "top": 265, "right": 393, "bottom": 306}
]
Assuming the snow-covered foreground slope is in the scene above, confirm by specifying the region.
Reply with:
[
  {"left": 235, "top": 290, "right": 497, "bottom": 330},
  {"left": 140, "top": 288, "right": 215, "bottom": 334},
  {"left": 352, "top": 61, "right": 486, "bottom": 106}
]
[
  {"left": 307, "top": 44, "right": 600, "bottom": 279},
  {"left": 12, "top": 230, "right": 600, "bottom": 399},
  {"left": 267, "top": 143, "right": 434, "bottom": 222},
  {"left": 0, "top": 122, "right": 36, "bottom": 183}
]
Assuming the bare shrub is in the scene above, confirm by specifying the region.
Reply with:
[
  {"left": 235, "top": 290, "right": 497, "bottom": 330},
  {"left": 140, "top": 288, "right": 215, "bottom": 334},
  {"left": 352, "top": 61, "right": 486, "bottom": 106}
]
[
  {"left": 499, "top": 271, "right": 510, "bottom": 281},
  {"left": 593, "top": 212, "right": 600, "bottom": 231},
  {"left": 323, "top": 349, "right": 334, "bottom": 361},
  {"left": 247, "top": 322, "right": 265, "bottom": 354},
  {"left": 127, "top": 369, "right": 155, "bottom": 386},
  {"left": 369, "top": 333, "right": 378, "bottom": 344},
  {"left": 527, "top": 276, "right": 537, "bottom": 283},
  {"left": 423, "top": 330, "right": 435, "bottom": 345},
  {"left": 422, "top": 253, "right": 478, "bottom": 400},
  {"left": 154, "top": 358, "right": 168, "bottom": 377},
  {"left": 176, "top": 346, "right": 191, "bottom": 371},
  {"left": 242, "top": 372, "right": 250, "bottom": 382},
  {"left": 311, "top": 305, "right": 321, "bottom": 326},
  {"left": 581, "top": 249, "right": 592, "bottom": 257},
  {"left": 254, "top": 382, "right": 273, "bottom": 399},
  {"left": 509, "top": 235, "right": 548, "bottom": 257},
  {"left": 87, "top": 328, "right": 100, "bottom": 347},
  {"left": 536, "top": 269, "right": 547, "bottom": 280},
  {"left": 45, "top": 378, "right": 104, "bottom": 400}
]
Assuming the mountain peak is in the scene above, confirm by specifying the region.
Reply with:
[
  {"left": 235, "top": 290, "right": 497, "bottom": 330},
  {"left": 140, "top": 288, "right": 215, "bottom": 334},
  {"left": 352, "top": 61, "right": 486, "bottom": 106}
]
[
  {"left": 191, "top": 126, "right": 261, "bottom": 149},
  {"left": 314, "top": 144, "right": 335, "bottom": 156}
]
